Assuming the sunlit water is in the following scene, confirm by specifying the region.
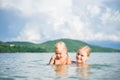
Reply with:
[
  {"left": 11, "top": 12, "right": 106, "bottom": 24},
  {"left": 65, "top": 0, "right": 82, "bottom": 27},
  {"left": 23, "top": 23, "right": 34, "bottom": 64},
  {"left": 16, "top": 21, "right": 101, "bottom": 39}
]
[{"left": 0, "top": 53, "right": 120, "bottom": 80}]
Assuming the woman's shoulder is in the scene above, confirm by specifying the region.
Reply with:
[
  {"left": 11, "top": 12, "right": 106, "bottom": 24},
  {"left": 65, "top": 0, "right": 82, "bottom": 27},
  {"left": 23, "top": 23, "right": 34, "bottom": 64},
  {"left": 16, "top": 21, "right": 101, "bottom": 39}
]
[{"left": 72, "top": 61, "right": 76, "bottom": 64}]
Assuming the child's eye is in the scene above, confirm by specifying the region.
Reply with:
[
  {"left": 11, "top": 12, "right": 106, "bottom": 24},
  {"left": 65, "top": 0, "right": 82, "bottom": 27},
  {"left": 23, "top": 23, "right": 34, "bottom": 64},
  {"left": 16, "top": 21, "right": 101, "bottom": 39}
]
[
  {"left": 56, "top": 53, "right": 61, "bottom": 54},
  {"left": 81, "top": 55, "right": 83, "bottom": 57}
]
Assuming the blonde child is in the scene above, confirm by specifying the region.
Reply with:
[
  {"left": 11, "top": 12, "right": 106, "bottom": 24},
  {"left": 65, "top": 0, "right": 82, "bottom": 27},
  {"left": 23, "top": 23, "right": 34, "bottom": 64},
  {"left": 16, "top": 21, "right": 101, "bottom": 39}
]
[
  {"left": 76, "top": 45, "right": 91, "bottom": 64},
  {"left": 49, "top": 41, "right": 72, "bottom": 65}
]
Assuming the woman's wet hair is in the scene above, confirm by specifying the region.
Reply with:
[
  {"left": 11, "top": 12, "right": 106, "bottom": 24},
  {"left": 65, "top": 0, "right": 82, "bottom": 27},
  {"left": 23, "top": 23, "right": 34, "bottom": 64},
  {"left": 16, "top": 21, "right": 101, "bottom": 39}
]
[{"left": 77, "top": 45, "right": 91, "bottom": 57}]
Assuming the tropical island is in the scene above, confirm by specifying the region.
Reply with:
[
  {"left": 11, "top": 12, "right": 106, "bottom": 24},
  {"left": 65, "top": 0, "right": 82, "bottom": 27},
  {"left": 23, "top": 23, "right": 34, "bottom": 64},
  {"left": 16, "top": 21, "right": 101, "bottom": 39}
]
[{"left": 0, "top": 39, "right": 120, "bottom": 53}]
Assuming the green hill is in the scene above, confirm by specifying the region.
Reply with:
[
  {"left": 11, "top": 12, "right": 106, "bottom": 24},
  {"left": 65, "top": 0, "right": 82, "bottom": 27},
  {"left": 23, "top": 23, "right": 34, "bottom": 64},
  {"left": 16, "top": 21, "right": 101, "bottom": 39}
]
[
  {"left": 39, "top": 39, "right": 88, "bottom": 52},
  {"left": 0, "top": 39, "right": 120, "bottom": 53},
  {"left": 0, "top": 41, "right": 46, "bottom": 52},
  {"left": 39, "top": 39, "right": 120, "bottom": 52}
]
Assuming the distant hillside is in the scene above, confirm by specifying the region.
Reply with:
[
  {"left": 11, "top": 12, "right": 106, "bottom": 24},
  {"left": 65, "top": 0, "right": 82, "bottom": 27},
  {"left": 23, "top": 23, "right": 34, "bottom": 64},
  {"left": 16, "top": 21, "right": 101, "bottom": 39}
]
[
  {"left": 4, "top": 41, "right": 35, "bottom": 46},
  {"left": 0, "top": 39, "right": 120, "bottom": 53},
  {"left": 87, "top": 41, "right": 120, "bottom": 50},
  {"left": 39, "top": 39, "right": 120, "bottom": 52},
  {"left": 0, "top": 41, "right": 46, "bottom": 53}
]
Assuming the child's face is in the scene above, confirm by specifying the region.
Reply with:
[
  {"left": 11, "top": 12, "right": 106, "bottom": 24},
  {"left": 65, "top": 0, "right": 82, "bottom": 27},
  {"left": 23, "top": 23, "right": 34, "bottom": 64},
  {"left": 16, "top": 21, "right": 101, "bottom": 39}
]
[
  {"left": 55, "top": 47, "right": 66, "bottom": 59},
  {"left": 76, "top": 50, "right": 88, "bottom": 64}
]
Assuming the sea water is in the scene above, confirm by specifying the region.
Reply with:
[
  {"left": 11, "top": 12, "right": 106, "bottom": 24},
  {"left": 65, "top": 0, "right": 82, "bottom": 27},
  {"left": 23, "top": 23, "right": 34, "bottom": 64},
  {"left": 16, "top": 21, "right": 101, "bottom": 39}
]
[{"left": 0, "top": 53, "right": 120, "bottom": 80}]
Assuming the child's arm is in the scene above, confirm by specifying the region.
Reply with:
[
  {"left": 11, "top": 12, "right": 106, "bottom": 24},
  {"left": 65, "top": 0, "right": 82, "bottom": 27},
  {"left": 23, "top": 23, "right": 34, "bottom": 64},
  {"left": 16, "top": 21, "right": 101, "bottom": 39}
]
[
  {"left": 54, "top": 59, "right": 61, "bottom": 64},
  {"left": 67, "top": 57, "right": 72, "bottom": 64},
  {"left": 49, "top": 54, "right": 56, "bottom": 65}
]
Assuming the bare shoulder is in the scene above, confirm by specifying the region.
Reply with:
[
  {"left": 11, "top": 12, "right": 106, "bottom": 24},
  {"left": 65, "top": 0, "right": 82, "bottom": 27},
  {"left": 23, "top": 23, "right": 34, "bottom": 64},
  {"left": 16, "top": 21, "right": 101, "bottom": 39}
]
[{"left": 67, "top": 57, "right": 72, "bottom": 64}]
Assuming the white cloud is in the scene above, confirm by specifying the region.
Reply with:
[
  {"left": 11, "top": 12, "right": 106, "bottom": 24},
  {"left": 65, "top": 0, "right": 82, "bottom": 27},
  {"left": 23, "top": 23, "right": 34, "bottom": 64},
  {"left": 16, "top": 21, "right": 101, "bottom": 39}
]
[
  {"left": 13, "top": 22, "right": 41, "bottom": 42},
  {"left": 87, "top": 5, "right": 101, "bottom": 17},
  {"left": 0, "top": 0, "right": 120, "bottom": 42},
  {"left": 101, "top": 8, "right": 120, "bottom": 23}
]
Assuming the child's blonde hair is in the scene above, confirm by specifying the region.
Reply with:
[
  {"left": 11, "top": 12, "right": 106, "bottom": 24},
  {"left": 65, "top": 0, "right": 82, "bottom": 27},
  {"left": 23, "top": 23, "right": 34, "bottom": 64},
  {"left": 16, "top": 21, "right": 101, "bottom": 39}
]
[
  {"left": 54, "top": 41, "right": 67, "bottom": 53},
  {"left": 77, "top": 45, "right": 91, "bottom": 57}
]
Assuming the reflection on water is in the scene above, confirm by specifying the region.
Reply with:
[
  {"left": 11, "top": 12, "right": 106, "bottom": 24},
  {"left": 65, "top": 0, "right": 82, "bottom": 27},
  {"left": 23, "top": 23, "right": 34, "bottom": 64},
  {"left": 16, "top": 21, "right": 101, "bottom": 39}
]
[
  {"left": 52, "top": 65, "right": 69, "bottom": 76},
  {"left": 0, "top": 53, "right": 120, "bottom": 80},
  {"left": 76, "top": 64, "right": 90, "bottom": 80},
  {"left": 51, "top": 64, "right": 91, "bottom": 79}
]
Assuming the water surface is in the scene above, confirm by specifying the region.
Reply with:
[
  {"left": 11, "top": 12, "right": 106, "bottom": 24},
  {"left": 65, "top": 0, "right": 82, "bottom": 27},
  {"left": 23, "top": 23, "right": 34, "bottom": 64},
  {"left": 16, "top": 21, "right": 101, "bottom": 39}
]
[{"left": 0, "top": 53, "right": 120, "bottom": 80}]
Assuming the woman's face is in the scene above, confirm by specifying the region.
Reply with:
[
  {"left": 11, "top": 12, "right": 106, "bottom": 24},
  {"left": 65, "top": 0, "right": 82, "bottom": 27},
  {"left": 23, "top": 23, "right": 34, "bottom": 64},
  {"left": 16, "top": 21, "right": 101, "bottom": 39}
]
[{"left": 76, "top": 51, "right": 88, "bottom": 64}]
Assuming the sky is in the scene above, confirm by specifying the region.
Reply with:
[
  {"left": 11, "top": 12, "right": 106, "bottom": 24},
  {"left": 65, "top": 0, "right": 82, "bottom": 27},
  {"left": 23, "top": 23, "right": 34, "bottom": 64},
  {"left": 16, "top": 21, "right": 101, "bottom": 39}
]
[{"left": 0, "top": 0, "right": 120, "bottom": 43}]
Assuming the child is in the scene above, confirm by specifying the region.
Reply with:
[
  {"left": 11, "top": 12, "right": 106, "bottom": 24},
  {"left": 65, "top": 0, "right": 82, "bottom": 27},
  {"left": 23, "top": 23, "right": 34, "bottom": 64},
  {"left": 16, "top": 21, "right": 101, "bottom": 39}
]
[
  {"left": 76, "top": 45, "right": 91, "bottom": 65},
  {"left": 49, "top": 41, "right": 72, "bottom": 65}
]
